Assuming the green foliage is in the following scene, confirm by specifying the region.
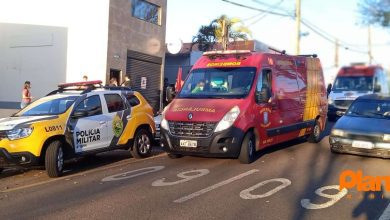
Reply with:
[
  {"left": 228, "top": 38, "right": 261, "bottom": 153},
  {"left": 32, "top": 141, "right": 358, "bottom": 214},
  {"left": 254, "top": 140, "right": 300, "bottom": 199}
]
[
  {"left": 359, "top": 0, "right": 390, "bottom": 27},
  {"left": 192, "top": 15, "right": 251, "bottom": 51}
]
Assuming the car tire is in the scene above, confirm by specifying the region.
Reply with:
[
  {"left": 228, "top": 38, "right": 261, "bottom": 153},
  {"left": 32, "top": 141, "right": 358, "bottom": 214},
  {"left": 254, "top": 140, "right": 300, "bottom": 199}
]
[
  {"left": 45, "top": 140, "right": 64, "bottom": 178},
  {"left": 167, "top": 153, "right": 182, "bottom": 159},
  {"left": 308, "top": 120, "right": 321, "bottom": 143},
  {"left": 238, "top": 131, "right": 256, "bottom": 164},
  {"left": 130, "top": 128, "right": 152, "bottom": 159}
]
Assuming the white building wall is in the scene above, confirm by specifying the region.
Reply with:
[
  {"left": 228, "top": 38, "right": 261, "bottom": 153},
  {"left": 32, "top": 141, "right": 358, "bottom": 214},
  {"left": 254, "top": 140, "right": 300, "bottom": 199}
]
[{"left": 0, "top": 0, "right": 110, "bottom": 105}]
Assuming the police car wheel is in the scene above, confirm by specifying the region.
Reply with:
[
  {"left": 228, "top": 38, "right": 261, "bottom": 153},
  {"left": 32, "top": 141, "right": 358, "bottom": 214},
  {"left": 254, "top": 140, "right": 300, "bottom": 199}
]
[
  {"left": 308, "top": 120, "right": 321, "bottom": 143},
  {"left": 239, "top": 131, "right": 255, "bottom": 164},
  {"left": 45, "top": 140, "right": 64, "bottom": 178},
  {"left": 131, "top": 129, "right": 152, "bottom": 159}
]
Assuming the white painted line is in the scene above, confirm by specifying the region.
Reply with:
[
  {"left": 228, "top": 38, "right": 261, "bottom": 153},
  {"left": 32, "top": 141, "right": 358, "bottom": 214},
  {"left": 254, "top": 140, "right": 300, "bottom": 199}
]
[
  {"left": 1, "top": 153, "right": 167, "bottom": 193},
  {"left": 240, "top": 178, "right": 291, "bottom": 199},
  {"left": 301, "top": 185, "right": 348, "bottom": 209},
  {"left": 102, "top": 166, "right": 165, "bottom": 182},
  {"left": 173, "top": 169, "right": 259, "bottom": 203},
  {"left": 152, "top": 169, "right": 210, "bottom": 186},
  {"left": 379, "top": 202, "right": 390, "bottom": 220}
]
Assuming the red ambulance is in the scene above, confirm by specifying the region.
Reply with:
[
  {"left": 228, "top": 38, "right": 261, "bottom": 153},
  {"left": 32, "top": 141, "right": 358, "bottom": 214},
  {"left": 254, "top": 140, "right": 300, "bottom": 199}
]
[{"left": 160, "top": 50, "right": 327, "bottom": 163}]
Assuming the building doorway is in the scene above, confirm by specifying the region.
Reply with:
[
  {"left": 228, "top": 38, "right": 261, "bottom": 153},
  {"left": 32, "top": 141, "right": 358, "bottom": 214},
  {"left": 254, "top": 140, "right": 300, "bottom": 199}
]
[{"left": 109, "top": 69, "right": 121, "bottom": 85}]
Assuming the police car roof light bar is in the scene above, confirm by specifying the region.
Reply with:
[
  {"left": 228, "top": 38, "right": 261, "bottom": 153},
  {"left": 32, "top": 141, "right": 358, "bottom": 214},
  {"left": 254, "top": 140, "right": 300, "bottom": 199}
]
[{"left": 58, "top": 80, "right": 103, "bottom": 88}]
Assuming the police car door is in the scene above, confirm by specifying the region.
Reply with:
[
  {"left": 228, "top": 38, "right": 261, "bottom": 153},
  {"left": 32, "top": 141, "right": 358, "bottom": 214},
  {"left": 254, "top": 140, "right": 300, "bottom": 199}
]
[
  {"left": 70, "top": 94, "right": 109, "bottom": 153},
  {"left": 102, "top": 93, "right": 130, "bottom": 146}
]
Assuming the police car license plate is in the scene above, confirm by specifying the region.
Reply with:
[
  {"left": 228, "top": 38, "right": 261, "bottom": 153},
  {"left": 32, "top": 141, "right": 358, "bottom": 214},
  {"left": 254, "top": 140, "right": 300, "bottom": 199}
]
[
  {"left": 180, "top": 140, "right": 197, "bottom": 148},
  {"left": 352, "top": 141, "right": 374, "bottom": 149}
]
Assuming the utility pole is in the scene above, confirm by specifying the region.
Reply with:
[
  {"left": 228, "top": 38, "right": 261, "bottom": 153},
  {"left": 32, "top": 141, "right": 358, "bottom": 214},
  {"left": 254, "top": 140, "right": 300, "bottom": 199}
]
[
  {"left": 368, "top": 25, "right": 373, "bottom": 65},
  {"left": 295, "top": 0, "right": 301, "bottom": 55},
  {"left": 335, "top": 39, "right": 339, "bottom": 67}
]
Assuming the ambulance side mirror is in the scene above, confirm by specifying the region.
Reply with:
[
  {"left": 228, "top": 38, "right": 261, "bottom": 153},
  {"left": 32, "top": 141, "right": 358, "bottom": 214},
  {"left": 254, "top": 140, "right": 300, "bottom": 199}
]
[
  {"left": 166, "top": 86, "right": 176, "bottom": 103},
  {"left": 374, "top": 84, "right": 381, "bottom": 93}
]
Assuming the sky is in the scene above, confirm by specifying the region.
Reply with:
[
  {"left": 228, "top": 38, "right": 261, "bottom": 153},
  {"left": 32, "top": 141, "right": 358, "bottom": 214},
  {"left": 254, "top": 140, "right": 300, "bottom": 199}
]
[{"left": 165, "top": 0, "right": 390, "bottom": 84}]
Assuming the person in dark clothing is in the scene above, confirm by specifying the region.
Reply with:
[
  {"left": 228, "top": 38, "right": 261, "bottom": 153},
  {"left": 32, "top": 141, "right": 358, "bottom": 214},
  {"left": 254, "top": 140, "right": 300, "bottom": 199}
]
[
  {"left": 121, "top": 75, "right": 132, "bottom": 88},
  {"left": 327, "top": 83, "right": 332, "bottom": 98}
]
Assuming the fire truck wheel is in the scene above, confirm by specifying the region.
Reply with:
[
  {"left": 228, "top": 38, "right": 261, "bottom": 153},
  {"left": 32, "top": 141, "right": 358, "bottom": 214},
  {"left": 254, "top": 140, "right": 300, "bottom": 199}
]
[
  {"left": 239, "top": 131, "right": 255, "bottom": 164},
  {"left": 308, "top": 120, "right": 321, "bottom": 143},
  {"left": 167, "top": 153, "right": 183, "bottom": 159},
  {"left": 131, "top": 128, "right": 152, "bottom": 159},
  {"left": 45, "top": 140, "right": 64, "bottom": 178}
]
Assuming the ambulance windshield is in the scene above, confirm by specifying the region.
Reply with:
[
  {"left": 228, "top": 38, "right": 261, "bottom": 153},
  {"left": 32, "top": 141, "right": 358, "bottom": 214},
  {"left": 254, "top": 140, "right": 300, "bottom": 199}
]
[
  {"left": 332, "top": 76, "right": 373, "bottom": 92},
  {"left": 16, "top": 96, "right": 78, "bottom": 116},
  {"left": 178, "top": 67, "right": 256, "bottom": 99}
]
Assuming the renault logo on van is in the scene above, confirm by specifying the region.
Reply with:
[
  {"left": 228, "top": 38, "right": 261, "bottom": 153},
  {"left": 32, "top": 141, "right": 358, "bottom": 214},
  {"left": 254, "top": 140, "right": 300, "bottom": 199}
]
[{"left": 188, "top": 113, "right": 193, "bottom": 120}]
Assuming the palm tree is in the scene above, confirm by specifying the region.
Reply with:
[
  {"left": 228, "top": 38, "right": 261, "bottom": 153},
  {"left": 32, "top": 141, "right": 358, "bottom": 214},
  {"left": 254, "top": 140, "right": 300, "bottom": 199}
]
[
  {"left": 192, "top": 15, "right": 251, "bottom": 52},
  {"left": 212, "top": 15, "right": 251, "bottom": 50}
]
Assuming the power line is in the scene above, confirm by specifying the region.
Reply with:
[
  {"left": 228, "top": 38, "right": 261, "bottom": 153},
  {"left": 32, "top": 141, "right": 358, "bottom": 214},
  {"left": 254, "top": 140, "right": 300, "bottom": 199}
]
[{"left": 222, "top": 0, "right": 371, "bottom": 55}]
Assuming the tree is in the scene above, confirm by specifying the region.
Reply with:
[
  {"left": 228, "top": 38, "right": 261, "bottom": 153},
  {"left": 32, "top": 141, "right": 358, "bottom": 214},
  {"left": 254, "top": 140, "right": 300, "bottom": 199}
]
[
  {"left": 192, "top": 25, "right": 217, "bottom": 52},
  {"left": 359, "top": 0, "right": 390, "bottom": 27},
  {"left": 192, "top": 15, "right": 251, "bottom": 51}
]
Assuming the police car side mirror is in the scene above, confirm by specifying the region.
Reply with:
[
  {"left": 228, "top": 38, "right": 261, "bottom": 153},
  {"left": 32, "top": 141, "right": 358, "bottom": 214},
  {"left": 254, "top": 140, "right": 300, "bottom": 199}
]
[
  {"left": 374, "top": 85, "right": 381, "bottom": 93},
  {"left": 72, "top": 110, "right": 88, "bottom": 119}
]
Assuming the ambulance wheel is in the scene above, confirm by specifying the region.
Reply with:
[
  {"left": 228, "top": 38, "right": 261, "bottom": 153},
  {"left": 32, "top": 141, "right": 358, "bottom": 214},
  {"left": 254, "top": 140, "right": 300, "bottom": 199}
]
[
  {"left": 45, "top": 140, "right": 64, "bottom": 178},
  {"left": 167, "top": 153, "right": 182, "bottom": 159},
  {"left": 239, "top": 131, "right": 256, "bottom": 164},
  {"left": 308, "top": 120, "right": 321, "bottom": 143},
  {"left": 131, "top": 128, "right": 152, "bottom": 159}
]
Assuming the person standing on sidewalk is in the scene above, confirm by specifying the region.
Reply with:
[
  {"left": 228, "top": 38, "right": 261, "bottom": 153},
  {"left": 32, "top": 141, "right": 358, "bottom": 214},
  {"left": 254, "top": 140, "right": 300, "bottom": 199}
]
[{"left": 21, "top": 81, "right": 32, "bottom": 108}]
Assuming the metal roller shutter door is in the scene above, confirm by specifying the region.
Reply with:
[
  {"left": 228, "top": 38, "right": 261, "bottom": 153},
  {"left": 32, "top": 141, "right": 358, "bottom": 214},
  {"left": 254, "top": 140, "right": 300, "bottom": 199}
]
[{"left": 126, "top": 53, "right": 162, "bottom": 112}]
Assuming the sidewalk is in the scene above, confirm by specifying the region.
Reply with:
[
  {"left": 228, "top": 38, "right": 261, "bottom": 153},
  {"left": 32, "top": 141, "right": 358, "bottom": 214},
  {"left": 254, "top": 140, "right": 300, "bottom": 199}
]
[{"left": 0, "top": 108, "right": 19, "bottom": 118}]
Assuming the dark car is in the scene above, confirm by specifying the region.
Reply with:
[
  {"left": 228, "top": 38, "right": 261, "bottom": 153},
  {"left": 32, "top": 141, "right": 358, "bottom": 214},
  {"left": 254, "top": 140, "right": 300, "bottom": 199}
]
[{"left": 330, "top": 94, "right": 390, "bottom": 158}]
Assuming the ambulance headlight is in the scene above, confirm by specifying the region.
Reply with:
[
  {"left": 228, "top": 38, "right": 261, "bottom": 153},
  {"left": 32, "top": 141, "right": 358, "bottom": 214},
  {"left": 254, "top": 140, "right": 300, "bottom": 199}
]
[
  {"left": 7, "top": 127, "right": 34, "bottom": 140},
  {"left": 161, "top": 106, "right": 169, "bottom": 131},
  {"left": 214, "top": 106, "right": 240, "bottom": 133}
]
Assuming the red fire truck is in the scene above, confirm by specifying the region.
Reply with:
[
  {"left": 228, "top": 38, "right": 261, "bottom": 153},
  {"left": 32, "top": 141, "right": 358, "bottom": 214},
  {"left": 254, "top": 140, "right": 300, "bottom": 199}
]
[{"left": 160, "top": 50, "right": 327, "bottom": 163}]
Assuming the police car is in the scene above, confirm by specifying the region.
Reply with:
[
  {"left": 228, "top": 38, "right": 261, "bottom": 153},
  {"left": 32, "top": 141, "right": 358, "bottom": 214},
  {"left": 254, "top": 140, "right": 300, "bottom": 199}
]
[{"left": 0, "top": 80, "right": 156, "bottom": 177}]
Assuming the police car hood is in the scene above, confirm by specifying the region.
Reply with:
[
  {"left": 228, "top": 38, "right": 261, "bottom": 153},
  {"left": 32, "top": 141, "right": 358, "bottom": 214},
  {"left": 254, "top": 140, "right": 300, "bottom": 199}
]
[
  {"left": 330, "top": 91, "right": 372, "bottom": 100},
  {"left": 165, "top": 99, "right": 244, "bottom": 122},
  {"left": 0, "top": 115, "right": 58, "bottom": 130}
]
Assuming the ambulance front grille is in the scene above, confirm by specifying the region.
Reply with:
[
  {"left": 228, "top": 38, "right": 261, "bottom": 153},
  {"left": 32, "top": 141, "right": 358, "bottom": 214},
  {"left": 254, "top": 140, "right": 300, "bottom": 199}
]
[
  {"left": 334, "top": 100, "right": 354, "bottom": 108},
  {"left": 168, "top": 121, "right": 216, "bottom": 138}
]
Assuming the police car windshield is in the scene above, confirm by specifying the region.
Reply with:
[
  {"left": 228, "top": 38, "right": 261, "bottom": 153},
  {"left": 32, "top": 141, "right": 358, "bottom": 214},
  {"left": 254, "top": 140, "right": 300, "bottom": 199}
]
[
  {"left": 346, "top": 99, "right": 390, "bottom": 119},
  {"left": 332, "top": 76, "right": 373, "bottom": 92},
  {"left": 16, "top": 96, "right": 78, "bottom": 116},
  {"left": 178, "top": 67, "right": 256, "bottom": 99}
]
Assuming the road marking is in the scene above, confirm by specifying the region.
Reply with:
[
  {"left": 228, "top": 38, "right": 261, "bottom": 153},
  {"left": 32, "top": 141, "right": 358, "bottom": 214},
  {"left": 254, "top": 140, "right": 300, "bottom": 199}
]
[
  {"left": 102, "top": 166, "right": 165, "bottom": 182},
  {"left": 240, "top": 178, "right": 291, "bottom": 199},
  {"left": 152, "top": 169, "right": 210, "bottom": 186},
  {"left": 173, "top": 169, "right": 259, "bottom": 203},
  {"left": 379, "top": 202, "right": 390, "bottom": 220},
  {"left": 301, "top": 185, "right": 348, "bottom": 209},
  {"left": 0, "top": 153, "right": 167, "bottom": 193}
]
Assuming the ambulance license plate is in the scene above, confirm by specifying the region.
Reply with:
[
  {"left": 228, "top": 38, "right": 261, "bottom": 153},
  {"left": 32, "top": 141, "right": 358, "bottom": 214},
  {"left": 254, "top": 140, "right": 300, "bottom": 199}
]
[
  {"left": 180, "top": 140, "right": 197, "bottom": 148},
  {"left": 352, "top": 140, "right": 374, "bottom": 149}
]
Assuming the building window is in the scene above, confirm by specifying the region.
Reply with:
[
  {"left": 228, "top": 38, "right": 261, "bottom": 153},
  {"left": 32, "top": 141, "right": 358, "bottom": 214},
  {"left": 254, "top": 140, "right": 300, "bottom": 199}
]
[{"left": 131, "top": 0, "right": 161, "bottom": 25}]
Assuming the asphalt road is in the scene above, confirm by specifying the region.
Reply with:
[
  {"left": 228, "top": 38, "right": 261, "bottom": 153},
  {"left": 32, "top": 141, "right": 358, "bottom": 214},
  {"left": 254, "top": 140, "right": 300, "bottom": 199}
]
[
  {"left": 1, "top": 113, "right": 390, "bottom": 219},
  {"left": 0, "top": 107, "right": 390, "bottom": 219}
]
